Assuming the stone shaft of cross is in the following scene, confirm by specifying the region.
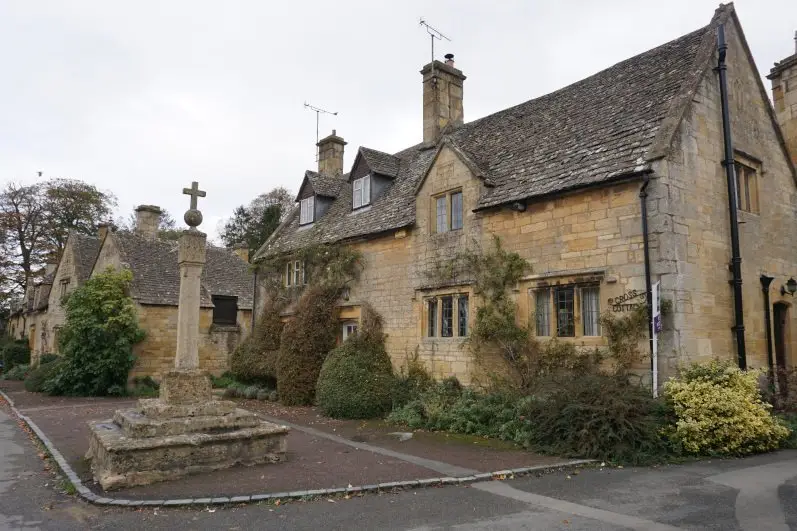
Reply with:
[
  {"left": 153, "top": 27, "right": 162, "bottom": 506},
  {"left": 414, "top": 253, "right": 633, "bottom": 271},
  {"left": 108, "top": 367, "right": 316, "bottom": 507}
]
[{"left": 183, "top": 181, "right": 206, "bottom": 210}]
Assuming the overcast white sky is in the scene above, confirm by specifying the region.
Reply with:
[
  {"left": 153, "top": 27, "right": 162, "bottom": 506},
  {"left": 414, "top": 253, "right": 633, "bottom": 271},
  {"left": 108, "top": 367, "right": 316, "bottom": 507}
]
[{"left": 1, "top": 1, "right": 794, "bottom": 242}]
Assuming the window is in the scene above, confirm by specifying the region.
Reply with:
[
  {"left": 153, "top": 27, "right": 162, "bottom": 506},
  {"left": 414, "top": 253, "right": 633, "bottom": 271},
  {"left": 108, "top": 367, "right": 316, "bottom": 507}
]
[
  {"left": 451, "top": 192, "right": 463, "bottom": 230},
  {"left": 581, "top": 286, "right": 600, "bottom": 336},
  {"left": 436, "top": 196, "right": 447, "bottom": 234},
  {"left": 284, "top": 261, "right": 306, "bottom": 287},
  {"left": 427, "top": 294, "right": 469, "bottom": 338},
  {"left": 432, "top": 190, "right": 464, "bottom": 233},
  {"left": 535, "top": 289, "right": 551, "bottom": 336},
  {"left": 734, "top": 162, "right": 759, "bottom": 214},
  {"left": 353, "top": 175, "right": 371, "bottom": 209},
  {"left": 342, "top": 322, "right": 358, "bottom": 341},
  {"left": 299, "top": 196, "right": 314, "bottom": 224},
  {"left": 59, "top": 278, "right": 70, "bottom": 298},
  {"left": 555, "top": 286, "right": 575, "bottom": 337},
  {"left": 427, "top": 299, "right": 437, "bottom": 337},
  {"left": 458, "top": 295, "right": 469, "bottom": 337},
  {"left": 212, "top": 296, "right": 238, "bottom": 325},
  {"left": 441, "top": 296, "right": 454, "bottom": 337}
]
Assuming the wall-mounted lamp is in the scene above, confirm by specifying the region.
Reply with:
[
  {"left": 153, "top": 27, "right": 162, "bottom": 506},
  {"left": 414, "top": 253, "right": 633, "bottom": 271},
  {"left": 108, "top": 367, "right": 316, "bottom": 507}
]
[
  {"left": 781, "top": 277, "right": 797, "bottom": 297},
  {"left": 510, "top": 201, "right": 526, "bottom": 212}
]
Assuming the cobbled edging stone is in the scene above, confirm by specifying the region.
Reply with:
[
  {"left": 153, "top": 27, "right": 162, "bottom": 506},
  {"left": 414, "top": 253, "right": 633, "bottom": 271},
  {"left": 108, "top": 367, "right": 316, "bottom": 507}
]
[{"left": 0, "top": 389, "right": 594, "bottom": 508}]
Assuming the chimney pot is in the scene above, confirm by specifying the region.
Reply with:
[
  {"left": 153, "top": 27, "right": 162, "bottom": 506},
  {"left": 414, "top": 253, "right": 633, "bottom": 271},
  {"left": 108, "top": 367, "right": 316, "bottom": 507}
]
[
  {"left": 444, "top": 53, "right": 455, "bottom": 66},
  {"left": 134, "top": 205, "right": 162, "bottom": 240}
]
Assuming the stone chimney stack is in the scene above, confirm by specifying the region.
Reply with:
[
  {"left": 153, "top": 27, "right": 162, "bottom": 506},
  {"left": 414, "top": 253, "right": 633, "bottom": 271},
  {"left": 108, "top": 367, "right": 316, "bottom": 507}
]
[
  {"left": 97, "top": 222, "right": 113, "bottom": 242},
  {"left": 232, "top": 242, "right": 250, "bottom": 263},
  {"left": 421, "top": 54, "right": 466, "bottom": 146},
  {"left": 768, "top": 32, "right": 797, "bottom": 166},
  {"left": 134, "top": 205, "right": 162, "bottom": 240},
  {"left": 317, "top": 130, "right": 347, "bottom": 176}
]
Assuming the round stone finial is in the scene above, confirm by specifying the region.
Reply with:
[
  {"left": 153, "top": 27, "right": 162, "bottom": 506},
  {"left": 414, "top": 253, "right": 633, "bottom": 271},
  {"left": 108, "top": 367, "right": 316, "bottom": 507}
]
[{"left": 184, "top": 209, "right": 203, "bottom": 228}]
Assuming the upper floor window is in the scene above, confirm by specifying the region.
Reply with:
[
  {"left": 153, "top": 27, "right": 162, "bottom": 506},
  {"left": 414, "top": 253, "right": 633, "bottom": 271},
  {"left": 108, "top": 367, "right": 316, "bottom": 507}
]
[
  {"left": 299, "top": 196, "right": 315, "bottom": 225},
  {"left": 353, "top": 175, "right": 371, "bottom": 209},
  {"left": 342, "top": 321, "right": 358, "bottom": 341},
  {"left": 734, "top": 162, "right": 759, "bottom": 214},
  {"left": 433, "top": 190, "right": 463, "bottom": 234},
  {"left": 212, "top": 295, "right": 238, "bottom": 326},
  {"left": 284, "top": 260, "right": 306, "bottom": 287}
]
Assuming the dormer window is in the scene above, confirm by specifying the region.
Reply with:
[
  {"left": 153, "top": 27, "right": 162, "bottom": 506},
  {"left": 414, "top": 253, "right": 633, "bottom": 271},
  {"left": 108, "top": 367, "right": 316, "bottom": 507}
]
[
  {"left": 353, "top": 175, "right": 371, "bottom": 209},
  {"left": 299, "top": 196, "right": 315, "bottom": 225}
]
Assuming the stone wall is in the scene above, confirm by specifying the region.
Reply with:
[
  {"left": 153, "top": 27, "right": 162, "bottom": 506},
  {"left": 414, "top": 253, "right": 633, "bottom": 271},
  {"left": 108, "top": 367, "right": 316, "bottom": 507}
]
[
  {"left": 131, "top": 305, "right": 251, "bottom": 380},
  {"left": 650, "top": 18, "right": 797, "bottom": 374}
]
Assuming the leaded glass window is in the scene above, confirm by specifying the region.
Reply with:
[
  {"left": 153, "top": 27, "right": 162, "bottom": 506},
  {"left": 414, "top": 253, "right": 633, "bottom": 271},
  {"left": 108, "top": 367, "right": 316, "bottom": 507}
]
[
  {"left": 555, "top": 286, "right": 575, "bottom": 337},
  {"left": 441, "top": 296, "right": 453, "bottom": 337}
]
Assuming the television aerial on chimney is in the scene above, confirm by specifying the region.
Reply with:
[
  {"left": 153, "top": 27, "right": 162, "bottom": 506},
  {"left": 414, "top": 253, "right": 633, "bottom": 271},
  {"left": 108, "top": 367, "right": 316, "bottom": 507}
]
[
  {"left": 419, "top": 18, "right": 451, "bottom": 63},
  {"left": 304, "top": 102, "right": 338, "bottom": 162}
]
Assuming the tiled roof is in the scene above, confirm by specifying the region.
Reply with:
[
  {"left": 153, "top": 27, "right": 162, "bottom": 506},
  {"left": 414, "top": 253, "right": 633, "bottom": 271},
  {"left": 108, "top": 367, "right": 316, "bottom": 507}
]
[
  {"left": 73, "top": 233, "right": 101, "bottom": 283},
  {"left": 113, "top": 232, "right": 253, "bottom": 309},
  {"left": 256, "top": 6, "right": 727, "bottom": 258},
  {"left": 306, "top": 171, "right": 345, "bottom": 198},
  {"left": 358, "top": 147, "right": 401, "bottom": 178}
]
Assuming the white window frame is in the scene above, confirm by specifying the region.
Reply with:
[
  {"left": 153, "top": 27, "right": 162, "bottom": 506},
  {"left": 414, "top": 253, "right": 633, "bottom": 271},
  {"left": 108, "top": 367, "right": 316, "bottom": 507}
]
[
  {"left": 353, "top": 175, "right": 371, "bottom": 209},
  {"left": 293, "top": 261, "right": 302, "bottom": 286},
  {"left": 342, "top": 321, "right": 358, "bottom": 341},
  {"left": 299, "top": 196, "right": 314, "bottom": 225}
]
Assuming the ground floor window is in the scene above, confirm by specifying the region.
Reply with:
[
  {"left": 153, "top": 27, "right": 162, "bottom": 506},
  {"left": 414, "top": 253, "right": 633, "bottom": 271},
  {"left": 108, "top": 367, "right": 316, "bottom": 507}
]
[
  {"left": 212, "top": 295, "right": 238, "bottom": 325},
  {"left": 426, "top": 293, "right": 469, "bottom": 338},
  {"left": 533, "top": 284, "right": 601, "bottom": 338},
  {"left": 342, "top": 321, "right": 358, "bottom": 341}
]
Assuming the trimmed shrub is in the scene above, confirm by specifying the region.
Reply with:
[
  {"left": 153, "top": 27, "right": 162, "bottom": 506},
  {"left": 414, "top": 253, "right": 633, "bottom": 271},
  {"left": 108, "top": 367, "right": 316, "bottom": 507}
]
[
  {"left": 388, "top": 377, "right": 466, "bottom": 429},
  {"left": 317, "top": 305, "right": 395, "bottom": 419},
  {"left": 230, "top": 300, "right": 284, "bottom": 386},
  {"left": 24, "top": 360, "right": 62, "bottom": 393},
  {"left": 1, "top": 339, "right": 31, "bottom": 371},
  {"left": 210, "top": 372, "right": 236, "bottom": 389},
  {"left": 664, "top": 359, "right": 790, "bottom": 456},
  {"left": 222, "top": 387, "right": 238, "bottom": 399},
  {"left": 268, "top": 390, "right": 278, "bottom": 402},
  {"left": 2, "top": 363, "right": 30, "bottom": 381},
  {"left": 244, "top": 385, "right": 260, "bottom": 399},
  {"left": 43, "top": 268, "right": 146, "bottom": 396},
  {"left": 257, "top": 389, "right": 269, "bottom": 401},
  {"left": 277, "top": 286, "right": 340, "bottom": 406}
]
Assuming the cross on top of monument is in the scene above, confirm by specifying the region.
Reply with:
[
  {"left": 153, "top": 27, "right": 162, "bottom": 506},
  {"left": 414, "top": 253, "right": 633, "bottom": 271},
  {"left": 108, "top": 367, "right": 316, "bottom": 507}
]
[
  {"left": 182, "top": 181, "right": 206, "bottom": 228},
  {"left": 183, "top": 181, "right": 206, "bottom": 210}
]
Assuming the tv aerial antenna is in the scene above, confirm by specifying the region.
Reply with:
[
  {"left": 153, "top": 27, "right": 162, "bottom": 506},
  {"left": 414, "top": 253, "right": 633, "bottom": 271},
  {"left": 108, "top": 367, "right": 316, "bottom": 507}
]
[
  {"left": 304, "top": 102, "right": 338, "bottom": 161},
  {"left": 419, "top": 18, "right": 451, "bottom": 63}
]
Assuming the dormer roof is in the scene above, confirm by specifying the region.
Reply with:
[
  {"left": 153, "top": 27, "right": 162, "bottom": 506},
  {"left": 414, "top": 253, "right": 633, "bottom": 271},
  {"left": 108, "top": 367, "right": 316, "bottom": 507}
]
[{"left": 296, "top": 170, "right": 346, "bottom": 202}]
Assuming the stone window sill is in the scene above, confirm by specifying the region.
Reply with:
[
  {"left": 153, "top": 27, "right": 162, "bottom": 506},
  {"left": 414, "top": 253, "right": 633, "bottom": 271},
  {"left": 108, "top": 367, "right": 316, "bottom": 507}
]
[{"left": 210, "top": 324, "right": 240, "bottom": 333}]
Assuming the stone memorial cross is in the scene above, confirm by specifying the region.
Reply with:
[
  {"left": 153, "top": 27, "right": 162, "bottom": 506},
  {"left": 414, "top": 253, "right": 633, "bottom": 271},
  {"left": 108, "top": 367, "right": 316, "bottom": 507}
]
[{"left": 174, "top": 181, "right": 207, "bottom": 371}]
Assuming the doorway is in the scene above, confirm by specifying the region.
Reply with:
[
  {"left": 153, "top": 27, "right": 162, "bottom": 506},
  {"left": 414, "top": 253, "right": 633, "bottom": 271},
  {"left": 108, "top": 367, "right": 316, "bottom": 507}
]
[{"left": 774, "top": 302, "right": 790, "bottom": 394}]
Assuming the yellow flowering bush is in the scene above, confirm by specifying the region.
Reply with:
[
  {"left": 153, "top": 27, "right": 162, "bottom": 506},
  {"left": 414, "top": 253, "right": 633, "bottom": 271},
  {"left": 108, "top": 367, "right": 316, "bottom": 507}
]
[{"left": 664, "top": 360, "right": 790, "bottom": 455}]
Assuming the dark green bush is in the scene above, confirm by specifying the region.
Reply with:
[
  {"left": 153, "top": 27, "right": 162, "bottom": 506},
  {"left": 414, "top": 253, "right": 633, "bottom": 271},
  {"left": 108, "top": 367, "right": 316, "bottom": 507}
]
[
  {"left": 24, "top": 360, "right": 62, "bottom": 393},
  {"left": 316, "top": 305, "right": 394, "bottom": 419},
  {"left": 230, "top": 300, "right": 284, "bottom": 386},
  {"left": 1, "top": 339, "right": 31, "bottom": 371},
  {"left": 521, "top": 374, "right": 669, "bottom": 463},
  {"left": 130, "top": 376, "right": 160, "bottom": 397},
  {"left": 277, "top": 286, "right": 340, "bottom": 406},
  {"left": 210, "top": 372, "right": 236, "bottom": 389},
  {"left": 388, "top": 377, "right": 466, "bottom": 429},
  {"left": 43, "top": 268, "right": 145, "bottom": 396},
  {"left": 39, "top": 353, "right": 59, "bottom": 365},
  {"left": 392, "top": 351, "right": 435, "bottom": 409},
  {"left": 2, "top": 363, "right": 30, "bottom": 381}
]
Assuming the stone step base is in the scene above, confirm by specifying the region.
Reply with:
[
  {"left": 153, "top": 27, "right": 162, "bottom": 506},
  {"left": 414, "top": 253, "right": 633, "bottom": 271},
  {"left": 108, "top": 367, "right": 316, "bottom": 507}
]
[
  {"left": 113, "top": 408, "right": 263, "bottom": 438},
  {"left": 138, "top": 398, "right": 237, "bottom": 419},
  {"left": 86, "top": 418, "right": 289, "bottom": 491}
]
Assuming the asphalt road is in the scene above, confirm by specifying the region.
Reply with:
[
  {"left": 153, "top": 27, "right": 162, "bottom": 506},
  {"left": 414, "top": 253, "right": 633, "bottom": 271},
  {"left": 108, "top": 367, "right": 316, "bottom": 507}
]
[{"left": 3, "top": 407, "right": 797, "bottom": 530}]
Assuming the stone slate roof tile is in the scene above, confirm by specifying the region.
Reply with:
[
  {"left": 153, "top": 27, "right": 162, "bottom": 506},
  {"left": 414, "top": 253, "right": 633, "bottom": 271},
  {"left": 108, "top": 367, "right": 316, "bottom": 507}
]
[
  {"left": 358, "top": 147, "right": 401, "bottom": 178},
  {"left": 306, "top": 170, "right": 345, "bottom": 198},
  {"left": 256, "top": 10, "right": 721, "bottom": 258},
  {"left": 113, "top": 232, "right": 253, "bottom": 309},
  {"left": 73, "top": 234, "right": 101, "bottom": 284}
]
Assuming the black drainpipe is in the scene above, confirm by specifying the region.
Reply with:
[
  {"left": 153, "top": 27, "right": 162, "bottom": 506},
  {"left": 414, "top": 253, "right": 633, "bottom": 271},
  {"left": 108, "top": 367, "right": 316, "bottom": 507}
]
[
  {"left": 717, "top": 24, "right": 747, "bottom": 369},
  {"left": 251, "top": 266, "right": 259, "bottom": 331},
  {"left": 761, "top": 275, "right": 775, "bottom": 381},
  {"left": 639, "top": 175, "right": 655, "bottom": 386}
]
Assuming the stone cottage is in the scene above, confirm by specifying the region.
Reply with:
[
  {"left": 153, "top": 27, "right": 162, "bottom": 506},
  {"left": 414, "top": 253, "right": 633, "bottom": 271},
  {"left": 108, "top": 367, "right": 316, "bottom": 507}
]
[
  {"left": 255, "top": 4, "right": 797, "bottom": 388},
  {"left": 91, "top": 205, "right": 254, "bottom": 379},
  {"left": 10, "top": 205, "right": 254, "bottom": 378}
]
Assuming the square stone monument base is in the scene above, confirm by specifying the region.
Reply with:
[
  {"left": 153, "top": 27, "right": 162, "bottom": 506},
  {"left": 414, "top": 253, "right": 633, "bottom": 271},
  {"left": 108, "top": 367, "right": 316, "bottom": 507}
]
[{"left": 85, "top": 370, "right": 289, "bottom": 491}]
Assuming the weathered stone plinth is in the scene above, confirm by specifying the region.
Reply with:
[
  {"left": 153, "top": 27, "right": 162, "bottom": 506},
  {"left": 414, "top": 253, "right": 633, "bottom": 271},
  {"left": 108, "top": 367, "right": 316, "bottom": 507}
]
[{"left": 86, "top": 370, "right": 289, "bottom": 491}]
